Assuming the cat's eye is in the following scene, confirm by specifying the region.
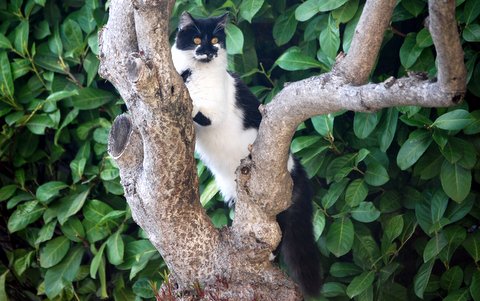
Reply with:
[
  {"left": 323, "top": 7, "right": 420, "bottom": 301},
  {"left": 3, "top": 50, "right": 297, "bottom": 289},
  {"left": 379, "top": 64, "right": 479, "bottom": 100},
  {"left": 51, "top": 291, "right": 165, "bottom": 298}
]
[
  {"left": 211, "top": 37, "right": 219, "bottom": 44},
  {"left": 193, "top": 37, "right": 201, "bottom": 45}
]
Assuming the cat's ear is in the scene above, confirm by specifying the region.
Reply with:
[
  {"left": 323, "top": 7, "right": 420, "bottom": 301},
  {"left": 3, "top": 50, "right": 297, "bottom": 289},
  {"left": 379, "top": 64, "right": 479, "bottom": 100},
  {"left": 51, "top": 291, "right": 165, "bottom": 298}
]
[
  {"left": 178, "top": 11, "right": 195, "bottom": 30},
  {"left": 215, "top": 13, "right": 229, "bottom": 30}
]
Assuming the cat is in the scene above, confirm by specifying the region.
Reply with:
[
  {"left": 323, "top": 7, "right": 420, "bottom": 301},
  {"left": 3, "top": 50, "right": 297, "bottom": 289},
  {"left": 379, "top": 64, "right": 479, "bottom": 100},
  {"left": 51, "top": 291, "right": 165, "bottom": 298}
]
[{"left": 171, "top": 12, "right": 321, "bottom": 296}]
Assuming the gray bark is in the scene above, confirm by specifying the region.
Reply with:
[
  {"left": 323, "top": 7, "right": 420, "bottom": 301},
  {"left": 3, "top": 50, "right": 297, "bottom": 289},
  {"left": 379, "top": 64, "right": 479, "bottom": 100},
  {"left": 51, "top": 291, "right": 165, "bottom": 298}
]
[{"left": 99, "top": 0, "right": 466, "bottom": 300}]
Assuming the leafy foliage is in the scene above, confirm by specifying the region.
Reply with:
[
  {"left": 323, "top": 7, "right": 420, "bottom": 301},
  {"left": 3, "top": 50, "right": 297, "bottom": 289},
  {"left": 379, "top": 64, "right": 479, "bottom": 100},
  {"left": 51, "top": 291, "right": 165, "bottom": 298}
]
[{"left": 0, "top": 0, "right": 479, "bottom": 300}]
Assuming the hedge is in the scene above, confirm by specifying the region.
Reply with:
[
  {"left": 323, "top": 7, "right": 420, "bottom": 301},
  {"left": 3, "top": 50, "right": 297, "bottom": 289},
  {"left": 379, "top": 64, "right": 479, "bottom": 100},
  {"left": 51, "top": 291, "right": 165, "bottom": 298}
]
[{"left": 0, "top": 0, "right": 479, "bottom": 300}]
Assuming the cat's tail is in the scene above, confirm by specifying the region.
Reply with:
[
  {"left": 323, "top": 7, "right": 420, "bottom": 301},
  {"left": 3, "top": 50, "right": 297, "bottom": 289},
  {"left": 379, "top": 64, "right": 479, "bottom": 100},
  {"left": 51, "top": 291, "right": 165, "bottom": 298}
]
[{"left": 278, "top": 162, "right": 322, "bottom": 297}]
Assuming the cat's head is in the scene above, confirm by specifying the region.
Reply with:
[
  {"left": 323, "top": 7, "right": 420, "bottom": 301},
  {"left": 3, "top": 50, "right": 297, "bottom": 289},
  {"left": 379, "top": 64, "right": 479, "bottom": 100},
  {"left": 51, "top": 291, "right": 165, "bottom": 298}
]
[{"left": 175, "top": 12, "right": 228, "bottom": 63}]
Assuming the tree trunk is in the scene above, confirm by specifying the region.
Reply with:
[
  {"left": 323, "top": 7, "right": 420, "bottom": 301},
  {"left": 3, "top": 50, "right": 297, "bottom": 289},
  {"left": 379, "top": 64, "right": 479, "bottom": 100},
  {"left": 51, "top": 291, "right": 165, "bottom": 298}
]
[{"left": 98, "top": 0, "right": 466, "bottom": 300}]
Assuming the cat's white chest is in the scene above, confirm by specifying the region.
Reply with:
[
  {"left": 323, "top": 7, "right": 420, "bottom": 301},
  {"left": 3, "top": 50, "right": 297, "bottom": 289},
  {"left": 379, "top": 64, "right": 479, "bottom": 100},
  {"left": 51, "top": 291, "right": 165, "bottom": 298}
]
[
  {"left": 196, "top": 118, "right": 257, "bottom": 202},
  {"left": 171, "top": 45, "right": 258, "bottom": 203}
]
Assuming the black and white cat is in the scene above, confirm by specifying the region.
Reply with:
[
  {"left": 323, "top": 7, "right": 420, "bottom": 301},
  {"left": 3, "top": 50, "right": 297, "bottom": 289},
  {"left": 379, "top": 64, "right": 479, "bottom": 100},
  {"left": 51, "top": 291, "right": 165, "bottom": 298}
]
[{"left": 171, "top": 12, "right": 321, "bottom": 296}]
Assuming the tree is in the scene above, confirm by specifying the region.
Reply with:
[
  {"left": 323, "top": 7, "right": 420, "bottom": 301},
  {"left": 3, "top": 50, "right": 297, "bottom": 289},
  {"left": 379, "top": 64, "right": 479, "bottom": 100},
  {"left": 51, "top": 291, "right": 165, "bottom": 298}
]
[{"left": 99, "top": 0, "right": 467, "bottom": 300}]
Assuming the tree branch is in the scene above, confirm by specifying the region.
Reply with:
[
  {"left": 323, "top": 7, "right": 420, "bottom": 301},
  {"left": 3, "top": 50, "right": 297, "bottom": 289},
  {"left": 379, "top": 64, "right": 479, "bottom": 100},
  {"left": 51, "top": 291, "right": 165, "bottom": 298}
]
[
  {"left": 334, "top": 0, "right": 397, "bottom": 84},
  {"left": 100, "top": 0, "right": 220, "bottom": 288},
  {"left": 428, "top": 0, "right": 467, "bottom": 95},
  {"left": 236, "top": 0, "right": 466, "bottom": 252}
]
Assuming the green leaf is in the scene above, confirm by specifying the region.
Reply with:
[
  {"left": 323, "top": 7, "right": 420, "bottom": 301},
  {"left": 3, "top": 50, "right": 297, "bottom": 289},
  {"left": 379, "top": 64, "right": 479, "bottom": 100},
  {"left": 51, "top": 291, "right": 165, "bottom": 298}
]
[
  {"left": 415, "top": 147, "right": 443, "bottom": 180},
  {"left": 106, "top": 230, "right": 124, "bottom": 265},
  {"left": 13, "top": 21, "right": 29, "bottom": 54},
  {"left": 401, "top": 0, "right": 426, "bottom": 17},
  {"left": 13, "top": 250, "right": 34, "bottom": 277},
  {"left": 311, "top": 114, "right": 334, "bottom": 136},
  {"left": 346, "top": 270, "right": 375, "bottom": 298},
  {"left": 90, "top": 242, "right": 106, "bottom": 279},
  {"left": 330, "top": 262, "right": 362, "bottom": 277},
  {"left": 34, "top": 20, "right": 51, "bottom": 39},
  {"left": 36, "top": 181, "right": 68, "bottom": 203},
  {"left": 345, "top": 179, "right": 368, "bottom": 207},
  {"left": 423, "top": 232, "right": 448, "bottom": 262},
  {"left": 48, "top": 25, "right": 63, "bottom": 55},
  {"left": 440, "top": 160, "right": 471, "bottom": 203},
  {"left": 319, "top": 15, "right": 340, "bottom": 60},
  {"left": 400, "top": 33, "right": 423, "bottom": 69},
  {"left": 225, "top": 23, "right": 244, "bottom": 55},
  {"left": 313, "top": 208, "right": 325, "bottom": 240},
  {"left": 0, "top": 33, "right": 12, "bottom": 49},
  {"left": 8, "top": 200, "right": 45, "bottom": 233},
  {"left": 318, "top": 0, "right": 349, "bottom": 11},
  {"left": 414, "top": 259, "right": 434, "bottom": 299},
  {"left": 353, "top": 228, "right": 380, "bottom": 269},
  {"left": 35, "top": 220, "right": 57, "bottom": 245},
  {"left": 353, "top": 111, "right": 381, "bottom": 139},
  {"left": 272, "top": 8, "right": 298, "bottom": 46},
  {"left": 26, "top": 114, "right": 56, "bottom": 135},
  {"left": 471, "top": 270, "right": 480, "bottom": 301},
  {"left": 441, "top": 266, "right": 463, "bottom": 292},
  {"left": 332, "top": 0, "right": 359, "bottom": 23},
  {"left": 464, "top": 110, "right": 480, "bottom": 134},
  {"left": 0, "top": 271, "right": 8, "bottom": 301},
  {"left": 83, "top": 52, "right": 99, "bottom": 86},
  {"left": 100, "top": 168, "right": 119, "bottom": 181},
  {"left": 432, "top": 109, "right": 472, "bottom": 130},
  {"left": 396, "top": 129, "right": 433, "bottom": 170},
  {"left": 463, "top": 232, "right": 480, "bottom": 262},
  {"left": 60, "top": 217, "right": 85, "bottom": 242},
  {"left": 430, "top": 189, "right": 449, "bottom": 223},
  {"left": 61, "top": 19, "right": 84, "bottom": 54},
  {"left": 240, "top": 0, "right": 264, "bottom": 23},
  {"left": 200, "top": 179, "right": 219, "bottom": 207},
  {"left": 71, "top": 88, "right": 115, "bottom": 110},
  {"left": 326, "top": 153, "right": 356, "bottom": 182},
  {"left": 98, "top": 210, "right": 125, "bottom": 225},
  {"left": 416, "top": 28, "right": 433, "bottom": 48},
  {"left": 378, "top": 108, "right": 398, "bottom": 152},
  {"left": 57, "top": 188, "right": 90, "bottom": 224},
  {"left": 464, "top": 0, "right": 480, "bottom": 24},
  {"left": 0, "top": 51, "right": 14, "bottom": 98},
  {"left": 440, "top": 225, "right": 467, "bottom": 264},
  {"left": 383, "top": 215, "right": 404, "bottom": 243},
  {"left": 444, "top": 290, "right": 470, "bottom": 301},
  {"left": 321, "top": 178, "right": 349, "bottom": 209},
  {"left": 364, "top": 162, "right": 389, "bottom": 186},
  {"left": 291, "top": 135, "right": 321, "bottom": 153},
  {"left": 295, "top": 0, "right": 319, "bottom": 21},
  {"left": 351, "top": 202, "right": 381, "bottom": 223},
  {"left": 0, "top": 185, "right": 17, "bottom": 202},
  {"left": 133, "top": 278, "right": 156, "bottom": 298},
  {"left": 326, "top": 217, "right": 354, "bottom": 257},
  {"left": 40, "top": 236, "right": 70, "bottom": 268},
  {"left": 44, "top": 246, "right": 85, "bottom": 299},
  {"left": 276, "top": 47, "right": 326, "bottom": 71},
  {"left": 47, "top": 90, "right": 79, "bottom": 103}
]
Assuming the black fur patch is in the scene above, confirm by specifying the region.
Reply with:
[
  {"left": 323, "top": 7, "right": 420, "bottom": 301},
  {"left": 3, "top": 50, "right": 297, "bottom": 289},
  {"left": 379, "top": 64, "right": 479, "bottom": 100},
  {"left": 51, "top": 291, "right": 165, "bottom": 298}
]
[
  {"left": 193, "top": 111, "right": 212, "bottom": 126},
  {"left": 229, "top": 72, "right": 262, "bottom": 130},
  {"left": 276, "top": 158, "right": 322, "bottom": 297},
  {"left": 175, "top": 14, "right": 227, "bottom": 52},
  {"left": 181, "top": 69, "right": 192, "bottom": 83}
]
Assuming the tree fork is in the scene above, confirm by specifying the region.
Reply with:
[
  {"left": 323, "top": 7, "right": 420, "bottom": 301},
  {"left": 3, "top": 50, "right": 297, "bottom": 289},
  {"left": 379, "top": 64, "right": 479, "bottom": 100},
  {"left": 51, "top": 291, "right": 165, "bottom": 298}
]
[{"left": 99, "top": 0, "right": 466, "bottom": 300}]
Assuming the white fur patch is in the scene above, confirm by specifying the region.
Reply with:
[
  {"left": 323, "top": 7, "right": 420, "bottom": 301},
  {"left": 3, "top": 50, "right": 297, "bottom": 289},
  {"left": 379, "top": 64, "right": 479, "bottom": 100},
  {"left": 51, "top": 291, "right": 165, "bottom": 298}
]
[{"left": 172, "top": 44, "right": 256, "bottom": 203}]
